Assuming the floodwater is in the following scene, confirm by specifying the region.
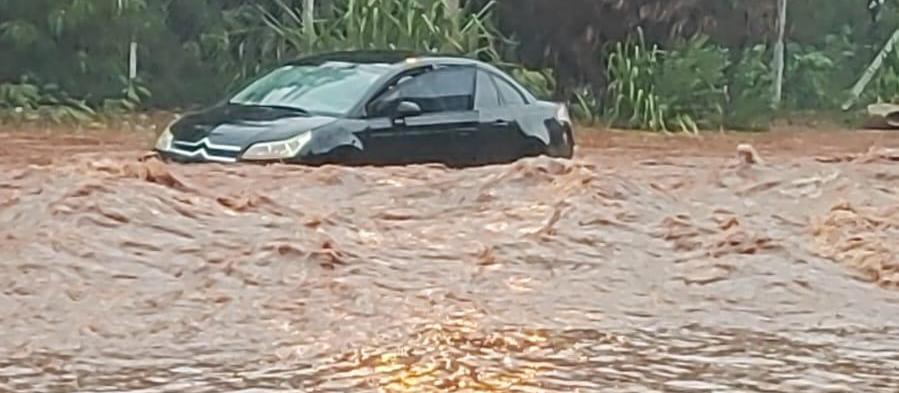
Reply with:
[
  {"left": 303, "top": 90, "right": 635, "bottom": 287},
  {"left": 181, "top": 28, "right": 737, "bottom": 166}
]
[{"left": 1, "top": 128, "right": 898, "bottom": 392}]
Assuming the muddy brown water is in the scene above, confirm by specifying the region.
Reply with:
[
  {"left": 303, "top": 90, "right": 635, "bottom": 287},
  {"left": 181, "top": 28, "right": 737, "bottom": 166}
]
[{"left": 1, "top": 128, "right": 898, "bottom": 392}]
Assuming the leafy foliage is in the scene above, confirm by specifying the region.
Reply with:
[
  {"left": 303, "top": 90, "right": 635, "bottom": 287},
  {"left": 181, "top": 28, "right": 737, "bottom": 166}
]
[
  {"left": 654, "top": 36, "right": 728, "bottom": 130},
  {"left": 867, "top": 45, "right": 899, "bottom": 104},
  {"left": 0, "top": 0, "right": 897, "bottom": 131},
  {"left": 602, "top": 34, "right": 732, "bottom": 132},
  {"left": 785, "top": 42, "right": 842, "bottom": 110},
  {"left": 0, "top": 0, "right": 267, "bottom": 108},
  {"left": 725, "top": 44, "right": 776, "bottom": 130},
  {"left": 591, "top": 33, "right": 779, "bottom": 132},
  {"left": 261, "top": 0, "right": 500, "bottom": 60},
  {"left": 0, "top": 78, "right": 95, "bottom": 124},
  {"left": 604, "top": 35, "right": 670, "bottom": 131},
  {"left": 0, "top": 0, "right": 153, "bottom": 102}
]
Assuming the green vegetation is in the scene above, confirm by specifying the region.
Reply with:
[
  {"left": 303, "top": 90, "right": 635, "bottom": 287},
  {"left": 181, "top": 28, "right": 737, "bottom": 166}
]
[
  {"left": 263, "top": 0, "right": 498, "bottom": 57},
  {"left": 596, "top": 35, "right": 766, "bottom": 131},
  {"left": 1, "top": 0, "right": 898, "bottom": 131},
  {"left": 0, "top": 78, "right": 95, "bottom": 124}
]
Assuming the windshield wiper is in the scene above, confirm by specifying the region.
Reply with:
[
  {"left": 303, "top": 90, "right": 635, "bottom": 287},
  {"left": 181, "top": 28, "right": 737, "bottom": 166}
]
[{"left": 230, "top": 102, "right": 311, "bottom": 115}]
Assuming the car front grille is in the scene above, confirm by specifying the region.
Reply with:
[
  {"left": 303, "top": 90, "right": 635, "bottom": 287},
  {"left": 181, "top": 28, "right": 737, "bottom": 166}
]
[{"left": 169, "top": 138, "right": 241, "bottom": 163}]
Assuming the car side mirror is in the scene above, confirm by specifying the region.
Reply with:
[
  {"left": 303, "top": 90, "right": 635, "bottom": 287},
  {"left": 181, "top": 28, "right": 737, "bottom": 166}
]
[{"left": 395, "top": 100, "right": 422, "bottom": 118}]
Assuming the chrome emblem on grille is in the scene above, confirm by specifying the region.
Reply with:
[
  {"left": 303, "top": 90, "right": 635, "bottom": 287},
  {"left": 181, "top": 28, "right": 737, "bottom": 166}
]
[{"left": 168, "top": 137, "right": 241, "bottom": 163}]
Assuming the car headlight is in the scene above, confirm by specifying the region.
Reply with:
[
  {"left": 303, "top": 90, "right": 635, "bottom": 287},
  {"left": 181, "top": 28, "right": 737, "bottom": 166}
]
[
  {"left": 241, "top": 132, "right": 312, "bottom": 160},
  {"left": 155, "top": 127, "right": 173, "bottom": 151}
]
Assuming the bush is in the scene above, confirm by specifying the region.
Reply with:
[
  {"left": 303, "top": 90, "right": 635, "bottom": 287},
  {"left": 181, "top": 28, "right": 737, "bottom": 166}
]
[
  {"left": 654, "top": 36, "right": 729, "bottom": 130},
  {"left": 603, "top": 33, "right": 734, "bottom": 132},
  {"left": 0, "top": 78, "right": 96, "bottom": 124},
  {"left": 604, "top": 35, "right": 669, "bottom": 130},
  {"left": 725, "top": 44, "right": 776, "bottom": 130}
]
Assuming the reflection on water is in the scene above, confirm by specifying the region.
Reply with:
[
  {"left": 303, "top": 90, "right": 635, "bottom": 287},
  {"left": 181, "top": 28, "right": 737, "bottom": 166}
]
[{"left": 1, "top": 132, "right": 898, "bottom": 392}]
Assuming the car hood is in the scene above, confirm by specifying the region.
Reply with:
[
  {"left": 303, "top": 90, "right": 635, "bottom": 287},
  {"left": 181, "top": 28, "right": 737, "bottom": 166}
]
[{"left": 170, "top": 104, "right": 339, "bottom": 148}]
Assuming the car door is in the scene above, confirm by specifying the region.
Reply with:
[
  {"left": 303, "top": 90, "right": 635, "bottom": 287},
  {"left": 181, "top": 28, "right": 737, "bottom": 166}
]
[
  {"left": 472, "top": 70, "right": 528, "bottom": 164},
  {"left": 362, "top": 65, "right": 479, "bottom": 165}
]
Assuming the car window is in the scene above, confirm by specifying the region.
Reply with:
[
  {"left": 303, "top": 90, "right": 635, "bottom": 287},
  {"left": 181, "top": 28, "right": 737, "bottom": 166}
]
[
  {"left": 492, "top": 74, "right": 528, "bottom": 106},
  {"left": 369, "top": 66, "right": 475, "bottom": 116},
  {"left": 475, "top": 70, "right": 501, "bottom": 109}
]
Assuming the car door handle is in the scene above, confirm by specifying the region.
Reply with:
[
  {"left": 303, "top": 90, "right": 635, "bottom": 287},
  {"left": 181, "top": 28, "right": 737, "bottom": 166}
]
[{"left": 494, "top": 119, "right": 511, "bottom": 126}]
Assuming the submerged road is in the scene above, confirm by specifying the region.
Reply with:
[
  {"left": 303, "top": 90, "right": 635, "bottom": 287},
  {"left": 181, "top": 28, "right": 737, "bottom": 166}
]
[{"left": 1, "top": 128, "right": 898, "bottom": 392}]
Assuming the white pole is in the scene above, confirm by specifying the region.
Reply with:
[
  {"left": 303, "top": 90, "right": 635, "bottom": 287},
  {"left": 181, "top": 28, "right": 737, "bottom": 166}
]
[
  {"left": 303, "top": 0, "right": 315, "bottom": 40},
  {"left": 772, "top": 0, "right": 788, "bottom": 107},
  {"left": 129, "top": 40, "right": 138, "bottom": 80}
]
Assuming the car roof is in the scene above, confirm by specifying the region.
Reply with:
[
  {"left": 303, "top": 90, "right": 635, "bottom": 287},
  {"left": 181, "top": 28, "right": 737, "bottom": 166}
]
[
  {"left": 286, "top": 49, "right": 485, "bottom": 69},
  {"left": 283, "top": 49, "right": 541, "bottom": 108}
]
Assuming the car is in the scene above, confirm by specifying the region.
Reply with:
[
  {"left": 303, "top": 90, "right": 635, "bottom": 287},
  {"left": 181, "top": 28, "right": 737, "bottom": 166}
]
[{"left": 153, "top": 50, "right": 575, "bottom": 167}]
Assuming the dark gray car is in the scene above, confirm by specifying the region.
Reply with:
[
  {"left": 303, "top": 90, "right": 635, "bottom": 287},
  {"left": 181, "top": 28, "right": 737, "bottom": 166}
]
[{"left": 154, "top": 50, "right": 575, "bottom": 167}]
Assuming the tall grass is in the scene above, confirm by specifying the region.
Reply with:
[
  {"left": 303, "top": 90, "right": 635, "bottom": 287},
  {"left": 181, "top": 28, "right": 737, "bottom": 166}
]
[
  {"left": 261, "top": 0, "right": 501, "bottom": 60},
  {"left": 604, "top": 33, "right": 730, "bottom": 133},
  {"left": 604, "top": 34, "right": 671, "bottom": 131},
  {"left": 507, "top": 32, "right": 781, "bottom": 132}
]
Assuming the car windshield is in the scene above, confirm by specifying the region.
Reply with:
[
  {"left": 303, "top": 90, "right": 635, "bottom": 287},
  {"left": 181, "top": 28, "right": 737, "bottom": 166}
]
[{"left": 229, "top": 61, "right": 392, "bottom": 116}]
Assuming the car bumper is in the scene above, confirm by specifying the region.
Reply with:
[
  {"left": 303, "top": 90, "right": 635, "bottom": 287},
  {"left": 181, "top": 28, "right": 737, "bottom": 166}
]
[
  {"left": 155, "top": 149, "right": 328, "bottom": 165},
  {"left": 156, "top": 149, "right": 239, "bottom": 164}
]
